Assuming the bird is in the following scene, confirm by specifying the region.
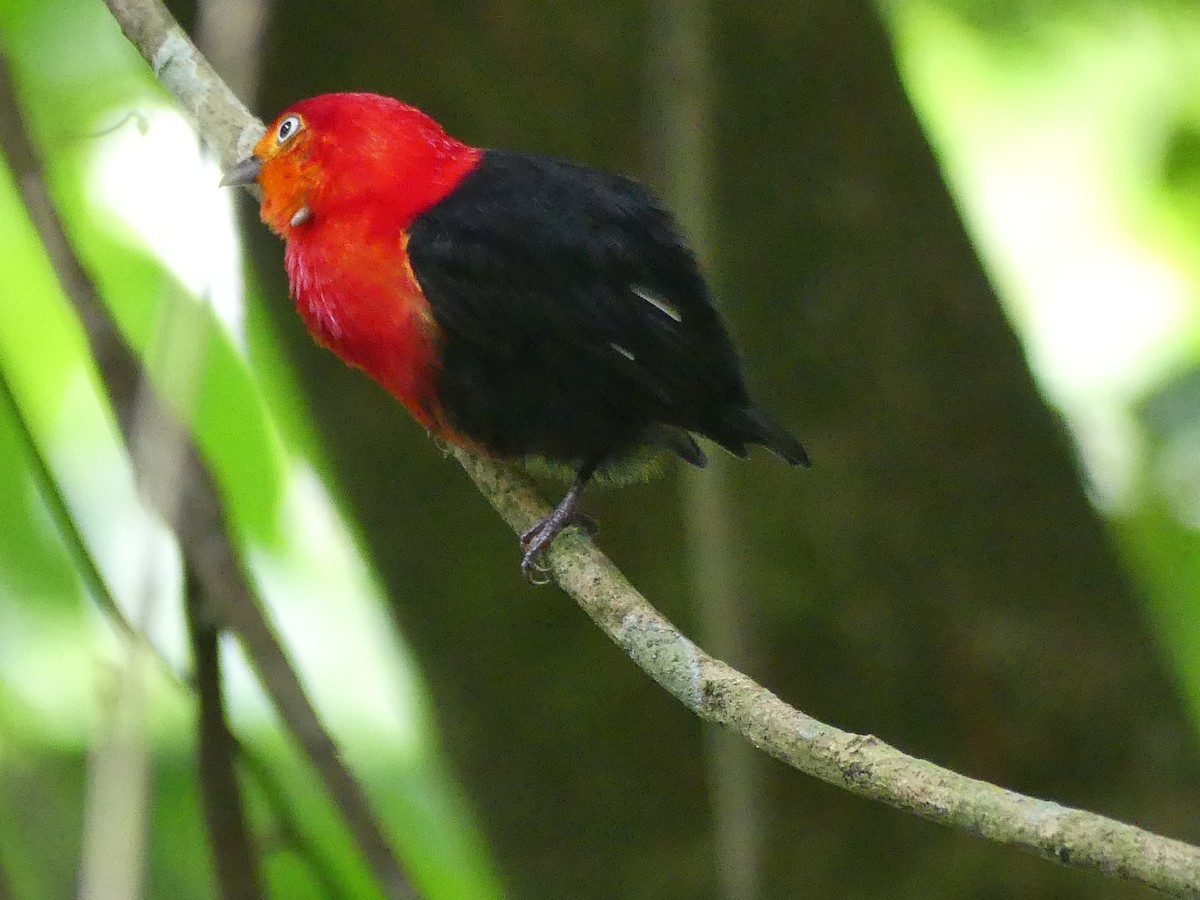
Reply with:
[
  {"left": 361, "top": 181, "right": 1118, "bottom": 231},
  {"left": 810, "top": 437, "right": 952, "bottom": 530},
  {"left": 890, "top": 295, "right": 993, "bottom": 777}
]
[{"left": 222, "top": 92, "right": 808, "bottom": 581}]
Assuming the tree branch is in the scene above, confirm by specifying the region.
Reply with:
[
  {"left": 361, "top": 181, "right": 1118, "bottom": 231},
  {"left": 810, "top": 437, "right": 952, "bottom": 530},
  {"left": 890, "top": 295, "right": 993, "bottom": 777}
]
[
  {"left": 184, "top": 566, "right": 265, "bottom": 900},
  {"left": 0, "top": 41, "right": 417, "bottom": 900},
  {"left": 646, "top": 1, "right": 764, "bottom": 895},
  {"left": 93, "top": 0, "right": 1200, "bottom": 895},
  {"left": 236, "top": 742, "right": 357, "bottom": 899},
  {"left": 453, "top": 452, "right": 1200, "bottom": 896}
]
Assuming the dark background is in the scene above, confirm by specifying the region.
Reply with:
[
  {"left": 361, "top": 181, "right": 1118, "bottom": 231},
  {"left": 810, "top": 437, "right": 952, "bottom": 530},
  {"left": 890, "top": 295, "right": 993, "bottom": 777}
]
[{"left": 199, "top": 0, "right": 1200, "bottom": 896}]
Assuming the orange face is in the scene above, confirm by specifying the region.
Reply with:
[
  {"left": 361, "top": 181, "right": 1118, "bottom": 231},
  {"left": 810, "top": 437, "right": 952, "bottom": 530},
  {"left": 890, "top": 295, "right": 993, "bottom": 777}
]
[
  {"left": 225, "top": 110, "right": 320, "bottom": 236},
  {"left": 224, "top": 93, "right": 487, "bottom": 244}
]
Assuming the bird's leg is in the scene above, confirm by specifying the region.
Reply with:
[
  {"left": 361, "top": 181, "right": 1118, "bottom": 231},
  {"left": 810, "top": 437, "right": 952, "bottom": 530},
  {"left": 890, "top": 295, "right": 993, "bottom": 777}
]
[{"left": 520, "top": 462, "right": 599, "bottom": 583}]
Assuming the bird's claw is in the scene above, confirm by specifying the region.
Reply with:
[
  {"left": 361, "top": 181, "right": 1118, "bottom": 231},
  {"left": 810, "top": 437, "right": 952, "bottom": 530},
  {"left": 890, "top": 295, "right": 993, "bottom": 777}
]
[
  {"left": 519, "top": 521, "right": 558, "bottom": 584},
  {"left": 523, "top": 557, "right": 552, "bottom": 586},
  {"left": 518, "top": 513, "right": 597, "bottom": 548},
  {"left": 518, "top": 513, "right": 599, "bottom": 584},
  {"left": 519, "top": 531, "right": 554, "bottom": 584}
]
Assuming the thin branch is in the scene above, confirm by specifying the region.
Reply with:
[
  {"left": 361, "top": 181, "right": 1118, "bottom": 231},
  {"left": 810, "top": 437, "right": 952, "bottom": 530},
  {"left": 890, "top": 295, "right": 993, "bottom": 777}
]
[
  {"left": 185, "top": 5, "right": 270, "bottom": 894},
  {"left": 93, "top": 0, "right": 1200, "bottom": 896},
  {"left": 0, "top": 361, "right": 143, "bottom": 648},
  {"left": 184, "top": 567, "right": 265, "bottom": 900},
  {"left": 0, "top": 217, "right": 347, "bottom": 900},
  {"left": 646, "top": 1, "right": 764, "bottom": 896},
  {"left": 76, "top": 623, "right": 153, "bottom": 900},
  {"left": 103, "top": 0, "right": 262, "bottom": 171},
  {"left": 236, "top": 743, "right": 357, "bottom": 900},
  {"left": 169, "top": 395, "right": 417, "bottom": 900},
  {"left": 0, "top": 41, "right": 417, "bottom": 900},
  {"left": 3, "top": 47, "right": 157, "bottom": 900},
  {"left": 194, "top": 0, "right": 271, "bottom": 105},
  {"left": 453, "top": 450, "right": 1200, "bottom": 896}
]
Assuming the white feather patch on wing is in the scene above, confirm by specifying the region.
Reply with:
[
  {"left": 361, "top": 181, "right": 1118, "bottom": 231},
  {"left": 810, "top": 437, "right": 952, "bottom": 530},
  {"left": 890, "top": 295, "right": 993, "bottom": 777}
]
[
  {"left": 610, "top": 342, "right": 636, "bottom": 361},
  {"left": 632, "top": 285, "right": 683, "bottom": 322}
]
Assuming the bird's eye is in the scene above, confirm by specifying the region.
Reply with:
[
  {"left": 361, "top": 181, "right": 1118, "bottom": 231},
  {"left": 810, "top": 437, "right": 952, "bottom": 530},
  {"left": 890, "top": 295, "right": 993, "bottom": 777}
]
[{"left": 276, "top": 115, "right": 302, "bottom": 144}]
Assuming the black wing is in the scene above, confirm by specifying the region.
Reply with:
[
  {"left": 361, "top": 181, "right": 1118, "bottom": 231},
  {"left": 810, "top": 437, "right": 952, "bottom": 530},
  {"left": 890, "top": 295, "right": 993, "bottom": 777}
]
[{"left": 407, "top": 149, "right": 804, "bottom": 466}]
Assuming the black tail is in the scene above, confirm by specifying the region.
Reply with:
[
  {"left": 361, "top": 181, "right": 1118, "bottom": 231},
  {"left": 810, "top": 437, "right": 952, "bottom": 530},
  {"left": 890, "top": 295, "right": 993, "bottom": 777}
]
[
  {"left": 648, "top": 425, "right": 709, "bottom": 468},
  {"left": 718, "top": 406, "right": 811, "bottom": 467}
]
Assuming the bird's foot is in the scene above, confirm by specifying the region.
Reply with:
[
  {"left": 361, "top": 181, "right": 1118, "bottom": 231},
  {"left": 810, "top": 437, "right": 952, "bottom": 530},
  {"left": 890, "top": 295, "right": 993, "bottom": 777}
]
[{"left": 519, "top": 513, "right": 598, "bottom": 584}]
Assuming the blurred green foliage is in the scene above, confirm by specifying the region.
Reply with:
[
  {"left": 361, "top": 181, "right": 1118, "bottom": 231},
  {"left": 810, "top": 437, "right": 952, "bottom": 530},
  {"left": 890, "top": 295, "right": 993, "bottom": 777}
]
[
  {"left": 0, "top": 0, "right": 501, "bottom": 896},
  {"left": 891, "top": 0, "right": 1200, "bottom": 740},
  {"left": 3, "top": 0, "right": 1200, "bottom": 896}
]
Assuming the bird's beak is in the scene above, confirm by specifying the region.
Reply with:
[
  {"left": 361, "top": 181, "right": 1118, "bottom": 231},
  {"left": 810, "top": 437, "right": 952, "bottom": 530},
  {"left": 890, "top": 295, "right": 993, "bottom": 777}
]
[{"left": 220, "top": 155, "right": 263, "bottom": 187}]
